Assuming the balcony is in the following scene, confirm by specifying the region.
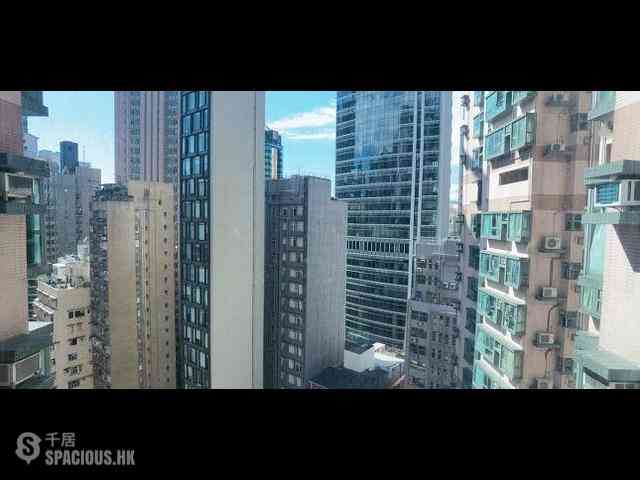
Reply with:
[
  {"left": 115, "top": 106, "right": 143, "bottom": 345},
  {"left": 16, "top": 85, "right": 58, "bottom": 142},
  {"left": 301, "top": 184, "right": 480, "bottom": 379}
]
[
  {"left": 472, "top": 359, "right": 516, "bottom": 389},
  {"left": 485, "top": 91, "right": 513, "bottom": 122},
  {"left": 480, "top": 211, "right": 532, "bottom": 243},
  {"left": 588, "top": 91, "right": 616, "bottom": 121},
  {"left": 511, "top": 91, "right": 536, "bottom": 105},
  {"left": 576, "top": 345, "right": 640, "bottom": 387},
  {"left": 484, "top": 114, "right": 536, "bottom": 161},
  {"left": 475, "top": 324, "right": 523, "bottom": 382},
  {"left": 583, "top": 160, "right": 640, "bottom": 225},
  {"left": 510, "top": 114, "right": 536, "bottom": 150},
  {"left": 478, "top": 251, "right": 529, "bottom": 289},
  {"left": 578, "top": 282, "right": 602, "bottom": 319},
  {"left": 477, "top": 287, "right": 526, "bottom": 336}
]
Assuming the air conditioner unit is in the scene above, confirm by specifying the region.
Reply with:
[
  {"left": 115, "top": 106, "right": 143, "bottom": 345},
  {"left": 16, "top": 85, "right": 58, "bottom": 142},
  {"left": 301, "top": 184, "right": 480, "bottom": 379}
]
[
  {"left": 536, "top": 378, "right": 553, "bottom": 389},
  {"left": 552, "top": 143, "right": 566, "bottom": 152},
  {"left": 541, "top": 287, "right": 558, "bottom": 299},
  {"left": 544, "top": 236, "right": 562, "bottom": 250},
  {"left": 0, "top": 172, "right": 34, "bottom": 200},
  {"left": 535, "top": 332, "right": 555, "bottom": 347},
  {"left": 594, "top": 180, "right": 640, "bottom": 208}
]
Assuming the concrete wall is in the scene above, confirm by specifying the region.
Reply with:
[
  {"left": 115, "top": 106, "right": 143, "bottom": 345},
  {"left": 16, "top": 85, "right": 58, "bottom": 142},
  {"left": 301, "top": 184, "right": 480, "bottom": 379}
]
[
  {"left": 468, "top": 92, "right": 590, "bottom": 388},
  {"left": 128, "top": 182, "right": 176, "bottom": 388},
  {"left": 210, "top": 91, "right": 264, "bottom": 388},
  {"left": 36, "top": 281, "right": 93, "bottom": 389},
  {"left": 0, "top": 91, "right": 22, "bottom": 155},
  {"left": 105, "top": 200, "right": 139, "bottom": 388},
  {"left": 304, "top": 177, "right": 346, "bottom": 381},
  {"left": 0, "top": 214, "right": 28, "bottom": 341},
  {"left": 599, "top": 225, "right": 640, "bottom": 364}
]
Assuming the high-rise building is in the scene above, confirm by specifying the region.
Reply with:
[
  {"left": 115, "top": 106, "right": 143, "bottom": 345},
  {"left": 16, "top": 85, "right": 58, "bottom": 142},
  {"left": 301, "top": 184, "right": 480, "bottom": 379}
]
[
  {"left": 0, "top": 91, "right": 54, "bottom": 389},
  {"left": 574, "top": 91, "right": 640, "bottom": 389},
  {"left": 335, "top": 91, "right": 453, "bottom": 349},
  {"left": 263, "top": 175, "right": 346, "bottom": 388},
  {"left": 38, "top": 149, "right": 61, "bottom": 265},
  {"left": 178, "top": 91, "right": 264, "bottom": 389},
  {"left": 265, "top": 128, "right": 283, "bottom": 180},
  {"left": 405, "top": 239, "right": 463, "bottom": 388},
  {"left": 90, "top": 182, "right": 176, "bottom": 389},
  {"left": 50, "top": 156, "right": 101, "bottom": 257},
  {"left": 34, "top": 253, "right": 93, "bottom": 389},
  {"left": 463, "top": 91, "right": 591, "bottom": 389},
  {"left": 0, "top": 92, "right": 51, "bottom": 322},
  {"left": 60, "top": 140, "right": 79, "bottom": 175},
  {"left": 114, "top": 91, "right": 181, "bottom": 386},
  {"left": 114, "top": 91, "right": 180, "bottom": 185}
]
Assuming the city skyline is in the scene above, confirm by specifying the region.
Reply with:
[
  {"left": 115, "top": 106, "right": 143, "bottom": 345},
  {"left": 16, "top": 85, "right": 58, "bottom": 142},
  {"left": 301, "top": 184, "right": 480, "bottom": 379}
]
[{"left": 27, "top": 91, "right": 338, "bottom": 183}]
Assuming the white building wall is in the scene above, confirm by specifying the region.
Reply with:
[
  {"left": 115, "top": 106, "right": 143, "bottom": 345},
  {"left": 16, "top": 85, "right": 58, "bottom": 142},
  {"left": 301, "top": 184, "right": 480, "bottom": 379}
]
[{"left": 210, "top": 91, "right": 264, "bottom": 389}]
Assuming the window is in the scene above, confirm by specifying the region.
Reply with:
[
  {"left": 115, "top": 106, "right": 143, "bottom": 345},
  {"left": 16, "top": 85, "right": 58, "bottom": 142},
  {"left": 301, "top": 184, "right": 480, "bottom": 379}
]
[
  {"left": 562, "top": 262, "right": 582, "bottom": 280},
  {"left": 566, "top": 213, "right": 582, "bottom": 231},
  {"left": 467, "top": 277, "right": 478, "bottom": 301},
  {"left": 465, "top": 308, "right": 477, "bottom": 335},
  {"left": 499, "top": 167, "right": 529, "bottom": 185},
  {"left": 468, "top": 246, "right": 480, "bottom": 270}
]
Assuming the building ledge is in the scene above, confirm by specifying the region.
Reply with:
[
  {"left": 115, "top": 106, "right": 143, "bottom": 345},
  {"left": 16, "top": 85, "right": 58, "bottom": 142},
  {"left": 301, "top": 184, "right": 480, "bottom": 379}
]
[
  {"left": 577, "top": 347, "right": 640, "bottom": 384},
  {"left": 584, "top": 160, "right": 640, "bottom": 185},
  {"left": 574, "top": 330, "right": 600, "bottom": 352},
  {"left": 0, "top": 323, "right": 53, "bottom": 363},
  {"left": 582, "top": 210, "right": 640, "bottom": 225},
  {"left": 0, "top": 152, "right": 49, "bottom": 177},
  {"left": 475, "top": 358, "right": 516, "bottom": 389},
  {"left": 577, "top": 273, "right": 603, "bottom": 290}
]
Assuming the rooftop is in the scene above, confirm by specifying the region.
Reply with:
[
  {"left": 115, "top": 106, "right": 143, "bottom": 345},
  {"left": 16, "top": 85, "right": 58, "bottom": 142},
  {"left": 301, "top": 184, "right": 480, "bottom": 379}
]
[
  {"left": 310, "top": 366, "right": 390, "bottom": 389},
  {"left": 0, "top": 152, "right": 49, "bottom": 177},
  {"left": 0, "top": 322, "right": 53, "bottom": 363}
]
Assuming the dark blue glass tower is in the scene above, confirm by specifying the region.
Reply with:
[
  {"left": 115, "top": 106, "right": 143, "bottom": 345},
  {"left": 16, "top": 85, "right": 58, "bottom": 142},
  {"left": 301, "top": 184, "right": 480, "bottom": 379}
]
[{"left": 335, "top": 91, "right": 449, "bottom": 349}]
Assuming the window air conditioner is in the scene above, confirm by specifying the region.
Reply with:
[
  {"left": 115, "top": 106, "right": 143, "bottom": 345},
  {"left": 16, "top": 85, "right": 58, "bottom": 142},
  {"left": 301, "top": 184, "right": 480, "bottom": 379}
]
[
  {"left": 535, "top": 332, "right": 555, "bottom": 347},
  {"left": 536, "top": 378, "right": 553, "bottom": 389},
  {"left": 594, "top": 180, "right": 640, "bottom": 208},
  {"left": 544, "top": 236, "right": 562, "bottom": 250}
]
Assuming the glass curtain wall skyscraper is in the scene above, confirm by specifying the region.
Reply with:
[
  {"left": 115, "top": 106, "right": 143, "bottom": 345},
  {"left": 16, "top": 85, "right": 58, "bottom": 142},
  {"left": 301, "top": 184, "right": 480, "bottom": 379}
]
[{"left": 335, "top": 91, "right": 452, "bottom": 348}]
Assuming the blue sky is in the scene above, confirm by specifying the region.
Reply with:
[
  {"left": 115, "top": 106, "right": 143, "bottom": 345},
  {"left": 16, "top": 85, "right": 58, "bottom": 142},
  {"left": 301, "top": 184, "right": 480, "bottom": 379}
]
[
  {"left": 28, "top": 91, "right": 338, "bottom": 185},
  {"left": 28, "top": 91, "right": 456, "bottom": 201}
]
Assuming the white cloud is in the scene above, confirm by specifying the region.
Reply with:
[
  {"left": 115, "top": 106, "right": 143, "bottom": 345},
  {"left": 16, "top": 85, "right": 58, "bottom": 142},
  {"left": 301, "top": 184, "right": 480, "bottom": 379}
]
[
  {"left": 268, "top": 103, "right": 336, "bottom": 141},
  {"left": 286, "top": 129, "right": 336, "bottom": 141}
]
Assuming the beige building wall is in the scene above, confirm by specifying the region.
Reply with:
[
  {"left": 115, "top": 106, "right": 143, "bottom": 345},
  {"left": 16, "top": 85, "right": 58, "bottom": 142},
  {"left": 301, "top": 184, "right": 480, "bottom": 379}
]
[
  {"left": 128, "top": 181, "right": 176, "bottom": 388},
  {"left": 105, "top": 200, "right": 138, "bottom": 388},
  {"left": 599, "top": 225, "right": 640, "bottom": 363},
  {"left": 35, "top": 281, "right": 93, "bottom": 389},
  {"left": 593, "top": 94, "right": 640, "bottom": 366},
  {"left": 473, "top": 91, "right": 590, "bottom": 389},
  {"left": 209, "top": 91, "right": 264, "bottom": 389},
  {"left": 92, "top": 182, "right": 176, "bottom": 389},
  {"left": 0, "top": 91, "right": 22, "bottom": 155},
  {"left": 0, "top": 214, "right": 28, "bottom": 342}
]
